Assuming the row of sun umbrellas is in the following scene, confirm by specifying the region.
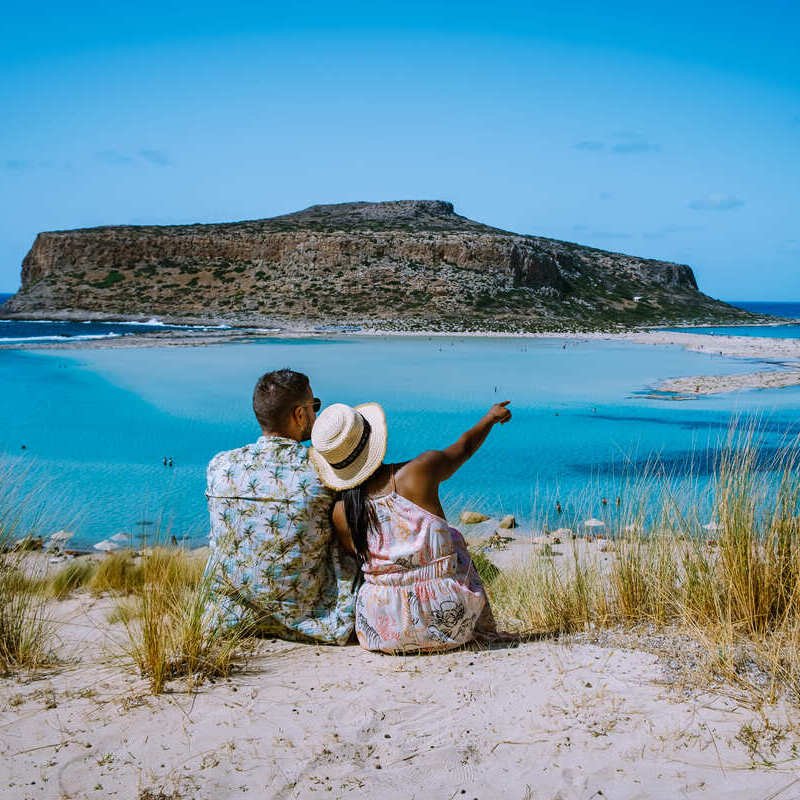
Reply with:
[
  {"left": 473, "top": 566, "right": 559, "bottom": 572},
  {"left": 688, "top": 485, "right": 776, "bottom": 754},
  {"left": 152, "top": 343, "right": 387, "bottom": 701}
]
[
  {"left": 49, "top": 517, "right": 722, "bottom": 556},
  {"left": 562, "top": 518, "right": 722, "bottom": 535},
  {"left": 93, "top": 532, "right": 133, "bottom": 552},
  {"left": 582, "top": 518, "right": 721, "bottom": 530},
  {"left": 45, "top": 529, "right": 136, "bottom": 557}
]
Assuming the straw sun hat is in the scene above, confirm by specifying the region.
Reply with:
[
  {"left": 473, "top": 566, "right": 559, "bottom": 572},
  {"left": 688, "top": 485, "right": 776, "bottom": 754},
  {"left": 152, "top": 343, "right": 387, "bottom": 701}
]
[{"left": 309, "top": 402, "right": 387, "bottom": 490}]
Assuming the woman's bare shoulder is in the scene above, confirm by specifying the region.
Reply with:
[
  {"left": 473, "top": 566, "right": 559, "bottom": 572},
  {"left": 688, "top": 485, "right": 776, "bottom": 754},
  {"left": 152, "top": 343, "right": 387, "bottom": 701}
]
[{"left": 395, "top": 452, "right": 445, "bottom": 493}]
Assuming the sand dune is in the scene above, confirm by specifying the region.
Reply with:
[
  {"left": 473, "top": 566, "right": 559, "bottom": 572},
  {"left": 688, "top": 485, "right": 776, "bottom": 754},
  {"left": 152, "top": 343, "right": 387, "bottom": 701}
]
[{"left": 2, "top": 592, "right": 798, "bottom": 800}]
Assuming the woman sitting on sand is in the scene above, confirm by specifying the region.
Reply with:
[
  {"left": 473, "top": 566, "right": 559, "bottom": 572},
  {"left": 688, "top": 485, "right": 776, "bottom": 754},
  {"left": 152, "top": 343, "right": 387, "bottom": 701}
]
[{"left": 309, "top": 400, "right": 511, "bottom": 653}]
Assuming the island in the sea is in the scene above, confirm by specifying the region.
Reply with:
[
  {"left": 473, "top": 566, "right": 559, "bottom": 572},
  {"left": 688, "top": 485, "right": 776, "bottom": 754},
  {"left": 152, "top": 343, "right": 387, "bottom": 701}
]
[{"left": 1, "top": 199, "right": 751, "bottom": 332}]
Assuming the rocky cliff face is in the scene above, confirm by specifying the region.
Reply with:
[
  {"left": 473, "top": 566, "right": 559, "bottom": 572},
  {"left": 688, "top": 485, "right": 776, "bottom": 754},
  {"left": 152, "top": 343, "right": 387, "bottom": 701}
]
[{"left": 2, "top": 200, "right": 747, "bottom": 331}]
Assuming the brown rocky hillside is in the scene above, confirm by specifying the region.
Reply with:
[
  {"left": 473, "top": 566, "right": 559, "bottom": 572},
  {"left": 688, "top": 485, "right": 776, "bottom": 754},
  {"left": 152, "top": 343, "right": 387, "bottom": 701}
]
[{"left": 0, "top": 200, "right": 750, "bottom": 332}]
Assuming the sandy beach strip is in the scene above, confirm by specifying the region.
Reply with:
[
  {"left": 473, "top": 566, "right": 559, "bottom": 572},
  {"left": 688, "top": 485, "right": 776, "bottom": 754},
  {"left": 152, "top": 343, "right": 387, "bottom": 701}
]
[
  {"left": 3, "top": 590, "right": 800, "bottom": 800},
  {"left": 657, "top": 370, "right": 800, "bottom": 396},
  {"left": 5, "top": 322, "right": 800, "bottom": 397},
  {"left": 617, "top": 331, "right": 800, "bottom": 397},
  {"left": 624, "top": 330, "right": 800, "bottom": 362}
]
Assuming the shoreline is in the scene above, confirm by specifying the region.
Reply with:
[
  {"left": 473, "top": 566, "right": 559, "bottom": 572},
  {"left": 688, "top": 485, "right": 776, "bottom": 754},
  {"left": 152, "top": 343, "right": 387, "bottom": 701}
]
[
  {"left": 2, "top": 316, "right": 800, "bottom": 397},
  {"left": 623, "top": 331, "right": 800, "bottom": 397}
]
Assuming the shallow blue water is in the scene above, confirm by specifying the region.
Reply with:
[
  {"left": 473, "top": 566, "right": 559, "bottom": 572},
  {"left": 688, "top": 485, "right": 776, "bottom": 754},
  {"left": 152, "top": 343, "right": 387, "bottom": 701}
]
[
  {"left": 3, "top": 291, "right": 800, "bottom": 546},
  {"left": 4, "top": 334, "right": 800, "bottom": 549}
]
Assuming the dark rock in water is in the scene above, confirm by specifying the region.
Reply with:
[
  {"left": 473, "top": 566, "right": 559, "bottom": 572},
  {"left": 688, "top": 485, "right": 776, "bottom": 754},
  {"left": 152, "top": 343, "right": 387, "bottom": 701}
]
[{"left": 1, "top": 200, "right": 752, "bottom": 332}]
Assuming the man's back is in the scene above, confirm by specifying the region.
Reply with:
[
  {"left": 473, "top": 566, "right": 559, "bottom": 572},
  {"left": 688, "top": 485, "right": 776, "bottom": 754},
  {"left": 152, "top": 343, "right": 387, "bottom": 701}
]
[{"left": 204, "top": 434, "right": 355, "bottom": 644}]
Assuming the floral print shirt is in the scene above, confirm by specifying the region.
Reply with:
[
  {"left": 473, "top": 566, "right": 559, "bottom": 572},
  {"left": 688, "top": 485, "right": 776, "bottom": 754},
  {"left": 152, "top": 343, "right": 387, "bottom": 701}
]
[{"left": 204, "top": 435, "right": 355, "bottom": 644}]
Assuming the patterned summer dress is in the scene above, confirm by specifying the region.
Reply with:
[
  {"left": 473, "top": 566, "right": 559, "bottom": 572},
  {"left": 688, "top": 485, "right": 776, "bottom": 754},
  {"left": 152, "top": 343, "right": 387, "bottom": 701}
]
[
  {"left": 355, "top": 472, "right": 489, "bottom": 653},
  {"left": 204, "top": 435, "right": 356, "bottom": 644}
]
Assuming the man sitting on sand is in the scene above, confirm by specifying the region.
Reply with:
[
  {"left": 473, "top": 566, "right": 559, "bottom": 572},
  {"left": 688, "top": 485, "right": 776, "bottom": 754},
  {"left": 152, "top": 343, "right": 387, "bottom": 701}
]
[{"left": 203, "top": 369, "right": 356, "bottom": 644}]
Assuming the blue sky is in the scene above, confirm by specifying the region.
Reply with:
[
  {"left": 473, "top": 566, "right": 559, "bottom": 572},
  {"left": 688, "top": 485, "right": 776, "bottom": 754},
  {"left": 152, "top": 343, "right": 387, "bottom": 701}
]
[{"left": 1, "top": 1, "right": 798, "bottom": 298}]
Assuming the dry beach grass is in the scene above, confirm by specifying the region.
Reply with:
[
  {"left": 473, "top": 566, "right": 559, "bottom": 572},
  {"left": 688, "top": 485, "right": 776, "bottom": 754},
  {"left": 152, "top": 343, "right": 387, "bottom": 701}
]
[
  {"left": 487, "top": 431, "right": 800, "bottom": 706},
  {"left": 4, "top": 429, "right": 800, "bottom": 796}
]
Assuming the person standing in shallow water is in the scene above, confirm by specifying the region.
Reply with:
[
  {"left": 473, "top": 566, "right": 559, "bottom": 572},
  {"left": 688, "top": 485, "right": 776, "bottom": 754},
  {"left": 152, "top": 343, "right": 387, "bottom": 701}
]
[
  {"left": 203, "top": 369, "right": 356, "bottom": 644},
  {"left": 309, "top": 400, "right": 511, "bottom": 653}
]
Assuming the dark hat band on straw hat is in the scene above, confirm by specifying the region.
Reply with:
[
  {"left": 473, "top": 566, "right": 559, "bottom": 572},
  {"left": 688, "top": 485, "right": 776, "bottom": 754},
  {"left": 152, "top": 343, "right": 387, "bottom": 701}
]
[{"left": 329, "top": 415, "right": 372, "bottom": 470}]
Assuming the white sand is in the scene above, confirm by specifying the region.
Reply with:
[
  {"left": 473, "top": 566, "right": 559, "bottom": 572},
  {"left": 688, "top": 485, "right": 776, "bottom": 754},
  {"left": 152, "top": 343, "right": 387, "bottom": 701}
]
[
  {"left": 617, "top": 331, "right": 800, "bottom": 396},
  {"left": 2, "top": 592, "right": 799, "bottom": 799},
  {"left": 658, "top": 370, "right": 800, "bottom": 396},
  {"left": 624, "top": 330, "right": 800, "bottom": 361},
  {"left": 8, "top": 324, "right": 800, "bottom": 397}
]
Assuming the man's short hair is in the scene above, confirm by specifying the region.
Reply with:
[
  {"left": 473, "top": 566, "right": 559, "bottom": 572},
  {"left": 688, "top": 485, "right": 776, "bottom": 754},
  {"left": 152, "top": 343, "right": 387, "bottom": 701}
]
[{"left": 252, "top": 369, "right": 310, "bottom": 431}]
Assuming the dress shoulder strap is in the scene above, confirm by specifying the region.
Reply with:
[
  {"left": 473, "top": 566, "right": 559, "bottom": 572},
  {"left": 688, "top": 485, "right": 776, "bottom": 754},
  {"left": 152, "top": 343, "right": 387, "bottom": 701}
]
[{"left": 390, "top": 464, "right": 397, "bottom": 494}]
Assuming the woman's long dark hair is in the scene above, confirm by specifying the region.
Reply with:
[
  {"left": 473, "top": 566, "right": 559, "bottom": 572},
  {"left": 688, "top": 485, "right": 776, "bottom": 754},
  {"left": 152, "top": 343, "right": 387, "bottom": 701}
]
[{"left": 342, "top": 482, "right": 379, "bottom": 567}]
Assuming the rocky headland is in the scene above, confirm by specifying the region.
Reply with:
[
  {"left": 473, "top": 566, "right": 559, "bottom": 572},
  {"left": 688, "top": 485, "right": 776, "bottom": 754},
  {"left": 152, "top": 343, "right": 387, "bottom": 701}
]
[{"left": 1, "top": 200, "right": 753, "bottom": 332}]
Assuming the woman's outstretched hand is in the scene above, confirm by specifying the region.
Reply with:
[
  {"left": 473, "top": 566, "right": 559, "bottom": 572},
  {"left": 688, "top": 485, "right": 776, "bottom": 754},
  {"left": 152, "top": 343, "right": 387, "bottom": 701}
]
[
  {"left": 486, "top": 400, "right": 512, "bottom": 425},
  {"left": 415, "top": 400, "right": 513, "bottom": 485}
]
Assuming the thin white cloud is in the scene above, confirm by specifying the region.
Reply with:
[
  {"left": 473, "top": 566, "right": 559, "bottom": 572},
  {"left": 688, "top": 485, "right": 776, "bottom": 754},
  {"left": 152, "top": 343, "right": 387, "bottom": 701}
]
[
  {"left": 573, "top": 140, "right": 604, "bottom": 151},
  {"left": 96, "top": 150, "right": 135, "bottom": 165},
  {"left": 139, "top": 149, "right": 170, "bottom": 166},
  {"left": 643, "top": 224, "right": 704, "bottom": 239},
  {"left": 611, "top": 141, "right": 660, "bottom": 154},
  {"left": 689, "top": 193, "right": 744, "bottom": 211},
  {"left": 572, "top": 133, "right": 660, "bottom": 155},
  {"left": 95, "top": 149, "right": 171, "bottom": 167},
  {"left": 588, "top": 230, "right": 633, "bottom": 239}
]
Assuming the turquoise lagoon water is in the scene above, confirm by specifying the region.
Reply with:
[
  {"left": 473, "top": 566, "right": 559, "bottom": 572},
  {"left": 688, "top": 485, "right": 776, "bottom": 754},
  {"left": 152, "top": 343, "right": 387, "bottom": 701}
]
[{"left": 4, "top": 334, "right": 800, "bottom": 549}]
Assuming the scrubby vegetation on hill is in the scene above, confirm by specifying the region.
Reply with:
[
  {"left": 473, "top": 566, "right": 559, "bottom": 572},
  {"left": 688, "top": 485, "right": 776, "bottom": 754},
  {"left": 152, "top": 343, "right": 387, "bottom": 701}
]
[{"left": 2, "top": 200, "right": 752, "bottom": 331}]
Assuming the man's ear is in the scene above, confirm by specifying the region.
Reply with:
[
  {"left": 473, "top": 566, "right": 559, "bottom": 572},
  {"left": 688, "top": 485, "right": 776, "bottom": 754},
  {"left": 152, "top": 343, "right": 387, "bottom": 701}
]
[{"left": 290, "top": 404, "right": 305, "bottom": 429}]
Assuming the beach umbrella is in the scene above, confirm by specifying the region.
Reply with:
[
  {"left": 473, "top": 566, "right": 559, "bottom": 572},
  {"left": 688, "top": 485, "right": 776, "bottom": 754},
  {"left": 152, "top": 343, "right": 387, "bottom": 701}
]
[
  {"left": 46, "top": 529, "right": 74, "bottom": 556},
  {"left": 583, "top": 518, "right": 605, "bottom": 528},
  {"left": 553, "top": 527, "right": 574, "bottom": 538},
  {"left": 93, "top": 539, "right": 119, "bottom": 552},
  {"left": 109, "top": 532, "right": 132, "bottom": 544},
  {"left": 623, "top": 523, "right": 641, "bottom": 534},
  {"left": 703, "top": 521, "right": 721, "bottom": 532}
]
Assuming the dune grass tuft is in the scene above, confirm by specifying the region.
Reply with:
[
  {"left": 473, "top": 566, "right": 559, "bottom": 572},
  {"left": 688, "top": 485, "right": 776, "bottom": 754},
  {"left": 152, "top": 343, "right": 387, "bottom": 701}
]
[
  {"left": 122, "top": 548, "right": 244, "bottom": 693},
  {"left": 470, "top": 550, "right": 501, "bottom": 585},
  {"left": 487, "top": 425, "right": 800, "bottom": 703},
  {"left": 49, "top": 559, "right": 97, "bottom": 599},
  {"left": 490, "top": 542, "right": 607, "bottom": 634},
  {"left": 0, "top": 462, "right": 57, "bottom": 673},
  {"left": 0, "top": 546, "right": 53, "bottom": 674},
  {"left": 88, "top": 551, "right": 144, "bottom": 595},
  {"left": 107, "top": 597, "right": 141, "bottom": 625}
]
